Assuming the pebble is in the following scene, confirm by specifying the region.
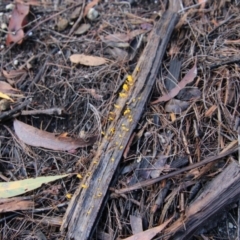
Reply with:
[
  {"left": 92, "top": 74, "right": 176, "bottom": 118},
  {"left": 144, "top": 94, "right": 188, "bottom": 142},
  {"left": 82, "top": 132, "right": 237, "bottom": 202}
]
[
  {"left": 229, "top": 222, "right": 233, "bottom": 229},
  {"left": 87, "top": 8, "right": 99, "bottom": 21},
  {"left": 1, "top": 23, "right": 7, "bottom": 30},
  {"left": 13, "top": 59, "right": 18, "bottom": 65}
]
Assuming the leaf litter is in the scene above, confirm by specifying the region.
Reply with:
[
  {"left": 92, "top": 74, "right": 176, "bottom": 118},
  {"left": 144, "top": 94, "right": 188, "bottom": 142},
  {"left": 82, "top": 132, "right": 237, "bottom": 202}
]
[
  {"left": 14, "top": 119, "right": 97, "bottom": 151},
  {"left": 151, "top": 60, "right": 197, "bottom": 104},
  {"left": 0, "top": 174, "right": 69, "bottom": 198},
  {"left": 0, "top": 0, "right": 240, "bottom": 239},
  {"left": 6, "top": 2, "right": 29, "bottom": 46},
  {"left": 69, "top": 54, "right": 108, "bottom": 66}
]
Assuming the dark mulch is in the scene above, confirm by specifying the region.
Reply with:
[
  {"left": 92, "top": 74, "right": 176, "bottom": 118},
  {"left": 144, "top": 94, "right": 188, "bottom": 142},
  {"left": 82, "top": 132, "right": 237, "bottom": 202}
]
[{"left": 0, "top": 0, "right": 240, "bottom": 239}]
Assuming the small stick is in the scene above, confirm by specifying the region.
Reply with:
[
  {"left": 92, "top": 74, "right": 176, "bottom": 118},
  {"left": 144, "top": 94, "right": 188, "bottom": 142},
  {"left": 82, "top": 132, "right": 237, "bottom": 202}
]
[
  {"left": 21, "top": 107, "right": 64, "bottom": 116},
  {"left": 115, "top": 145, "right": 238, "bottom": 194},
  {"left": 0, "top": 98, "right": 31, "bottom": 121}
]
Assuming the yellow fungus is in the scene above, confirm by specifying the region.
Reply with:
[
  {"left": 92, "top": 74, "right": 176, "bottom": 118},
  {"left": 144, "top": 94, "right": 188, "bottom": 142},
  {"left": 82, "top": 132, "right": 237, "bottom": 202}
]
[
  {"left": 110, "top": 128, "right": 115, "bottom": 134},
  {"left": 128, "top": 117, "right": 133, "bottom": 123},
  {"left": 119, "top": 145, "right": 124, "bottom": 150},
  {"left": 126, "top": 75, "right": 134, "bottom": 85},
  {"left": 86, "top": 207, "right": 93, "bottom": 215},
  {"left": 82, "top": 184, "right": 88, "bottom": 189},
  {"left": 108, "top": 116, "right": 114, "bottom": 121},
  {"left": 93, "top": 160, "right": 98, "bottom": 164},
  {"left": 123, "top": 84, "right": 129, "bottom": 92},
  {"left": 86, "top": 172, "right": 91, "bottom": 177},
  {"left": 127, "top": 75, "right": 133, "bottom": 82},
  {"left": 111, "top": 157, "right": 115, "bottom": 162},
  {"left": 77, "top": 174, "right": 83, "bottom": 179},
  {"left": 66, "top": 193, "right": 72, "bottom": 199},
  {"left": 124, "top": 108, "right": 131, "bottom": 116},
  {"left": 122, "top": 126, "right": 129, "bottom": 132},
  {"left": 119, "top": 134, "right": 122, "bottom": 138},
  {"left": 114, "top": 104, "right": 120, "bottom": 109},
  {"left": 101, "top": 131, "right": 105, "bottom": 135},
  {"left": 119, "top": 92, "right": 127, "bottom": 98},
  {"left": 97, "top": 192, "right": 102, "bottom": 197}
]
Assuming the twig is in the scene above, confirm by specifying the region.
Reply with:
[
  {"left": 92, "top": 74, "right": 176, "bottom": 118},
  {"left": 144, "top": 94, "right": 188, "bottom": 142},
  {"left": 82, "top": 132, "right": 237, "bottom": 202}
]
[
  {"left": 0, "top": 98, "right": 31, "bottom": 121},
  {"left": 21, "top": 107, "right": 64, "bottom": 116},
  {"left": 114, "top": 144, "right": 238, "bottom": 194},
  {"left": 210, "top": 56, "right": 240, "bottom": 69}
]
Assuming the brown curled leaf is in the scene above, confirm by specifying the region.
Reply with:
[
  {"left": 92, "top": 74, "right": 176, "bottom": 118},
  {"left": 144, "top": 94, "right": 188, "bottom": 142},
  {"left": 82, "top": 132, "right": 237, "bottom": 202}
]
[
  {"left": 14, "top": 119, "right": 97, "bottom": 151},
  {"left": 123, "top": 217, "right": 172, "bottom": 240},
  {"left": 0, "top": 81, "right": 21, "bottom": 94},
  {"left": 103, "top": 29, "right": 147, "bottom": 43},
  {"left": 151, "top": 61, "right": 197, "bottom": 104},
  {"left": 6, "top": 3, "right": 29, "bottom": 46}
]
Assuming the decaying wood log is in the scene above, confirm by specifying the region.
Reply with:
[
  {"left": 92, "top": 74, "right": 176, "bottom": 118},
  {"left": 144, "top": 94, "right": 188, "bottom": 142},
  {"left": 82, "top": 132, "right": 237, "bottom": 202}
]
[
  {"left": 61, "top": 1, "right": 181, "bottom": 239},
  {"left": 163, "top": 160, "right": 240, "bottom": 240}
]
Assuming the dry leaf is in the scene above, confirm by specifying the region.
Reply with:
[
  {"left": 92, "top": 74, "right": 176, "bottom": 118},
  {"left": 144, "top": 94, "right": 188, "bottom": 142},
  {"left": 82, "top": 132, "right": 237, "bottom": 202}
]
[
  {"left": 70, "top": 54, "right": 108, "bottom": 66},
  {"left": 104, "top": 29, "right": 147, "bottom": 43},
  {"left": 0, "top": 198, "right": 34, "bottom": 212},
  {"left": 74, "top": 23, "right": 91, "bottom": 35},
  {"left": 124, "top": 217, "right": 172, "bottom": 240},
  {"left": 105, "top": 33, "right": 130, "bottom": 42},
  {"left": 0, "top": 81, "right": 21, "bottom": 94},
  {"left": 0, "top": 92, "right": 14, "bottom": 102},
  {"left": 6, "top": 3, "right": 29, "bottom": 46},
  {"left": 165, "top": 99, "right": 190, "bottom": 114},
  {"left": 106, "top": 47, "right": 128, "bottom": 61},
  {"left": 84, "top": 0, "right": 99, "bottom": 17},
  {"left": 2, "top": 69, "right": 27, "bottom": 79},
  {"left": 151, "top": 61, "right": 197, "bottom": 104},
  {"left": 14, "top": 119, "right": 97, "bottom": 151},
  {"left": 128, "top": 29, "right": 147, "bottom": 39},
  {"left": 0, "top": 174, "right": 69, "bottom": 198},
  {"left": 70, "top": 6, "right": 82, "bottom": 20}
]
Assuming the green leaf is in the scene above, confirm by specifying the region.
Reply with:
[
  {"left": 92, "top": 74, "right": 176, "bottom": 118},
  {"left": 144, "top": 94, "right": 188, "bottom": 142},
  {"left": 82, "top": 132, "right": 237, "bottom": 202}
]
[{"left": 0, "top": 174, "right": 69, "bottom": 198}]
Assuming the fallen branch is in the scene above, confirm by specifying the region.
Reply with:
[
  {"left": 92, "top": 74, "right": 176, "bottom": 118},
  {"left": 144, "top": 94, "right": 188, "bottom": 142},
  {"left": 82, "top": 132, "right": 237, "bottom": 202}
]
[
  {"left": 163, "top": 160, "right": 240, "bottom": 239},
  {"left": 61, "top": 1, "right": 181, "bottom": 239}
]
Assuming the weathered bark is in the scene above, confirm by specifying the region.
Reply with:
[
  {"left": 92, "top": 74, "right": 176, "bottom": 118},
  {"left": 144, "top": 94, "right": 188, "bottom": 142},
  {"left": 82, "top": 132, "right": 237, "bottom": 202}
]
[
  {"left": 61, "top": 1, "right": 181, "bottom": 239},
  {"left": 163, "top": 160, "right": 240, "bottom": 239}
]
